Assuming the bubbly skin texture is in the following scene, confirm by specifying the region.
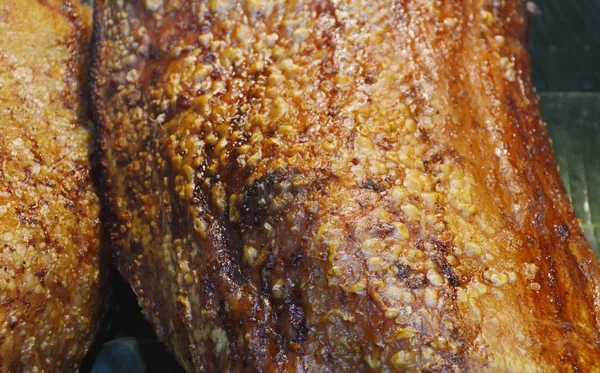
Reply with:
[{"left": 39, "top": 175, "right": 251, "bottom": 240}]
[
  {"left": 92, "top": 0, "right": 600, "bottom": 371},
  {"left": 0, "top": 0, "right": 104, "bottom": 371}
]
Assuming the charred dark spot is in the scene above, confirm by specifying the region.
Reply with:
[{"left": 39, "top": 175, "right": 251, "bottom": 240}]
[
  {"left": 422, "top": 153, "right": 442, "bottom": 171},
  {"left": 428, "top": 239, "right": 452, "bottom": 254},
  {"left": 396, "top": 262, "right": 412, "bottom": 279},
  {"left": 149, "top": 43, "right": 160, "bottom": 60},
  {"left": 241, "top": 353, "right": 252, "bottom": 369},
  {"left": 265, "top": 251, "right": 277, "bottom": 271},
  {"left": 446, "top": 351, "right": 466, "bottom": 367},
  {"left": 130, "top": 239, "right": 143, "bottom": 255},
  {"left": 239, "top": 263, "right": 252, "bottom": 282},
  {"left": 15, "top": 208, "right": 38, "bottom": 225},
  {"left": 115, "top": 153, "right": 132, "bottom": 168},
  {"left": 34, "top": 268, "right": 47, "bottom": 279},
  {"left": 231, "top": 111, "right": 248, "bottom": 129},
  {"left": 107, "top": 78, "right": 119, "bottom": 96},
  {"left": 407, "top": 277, "right": 426, "bottom": 289},
  {"left": 439, "top": 262, "right": 460, "bottom": 287},
  {"left": 373, "top": 223, "right": 394, "bottom": 238},
  {"left": 290, "top": 252, "right": 303, "bottom": 268},
  {"left": 240, "top": 171, "right": 290, "bottom": 230},
  {"left": 430, "top": 153, "right": 442, "bottom": 164},
  {"left": 563, "top": 321, "right": 573, "bottom": 332},
  {"left": 151, "top": 68, "right": 161, "bottom": 86},
  {"left": 201, "top": 275, "right": 216, "bottom": 296},
  {"left": 533, "top": 211, "right": 546, "bottom": 233},
  {"left": 339, "top": 292, "right": 348, "bottom": 305},
  {"left": 395, "top": 262, "right": 427, "bottom": 289},
  {"left": 364, "top": 71, "right": 378, "bottom": 84},
  {"left": 176, "top": 95, "right": 191, "bottom": 110},
  {"left": 555, "top": 223, "right": 570, "bottom": 240},
  {"left": 210, "top": 69, "right": 222, "bottom": 80},
  {"left": 361, "top": 178, "right": 381, "bottom": 191},
  {"left": 202, "top": 53, "right": 216, "bottom": 63},
  {"left": 8, "top": 317, "right": 17, "bottom": 329},
  {"left": 288, "top": 303, "right": 307, "bottom": 343},
  {"left": 198, "top": 15, "right": 214, "bottom": 33}
]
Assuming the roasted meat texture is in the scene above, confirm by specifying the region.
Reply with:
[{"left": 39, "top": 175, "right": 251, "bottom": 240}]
[
  {"left": 0, "top": 0, "right": 104, "bottom": 371},
  {"left": 92, "top": 0, "right": 600, "bottom": 371}
]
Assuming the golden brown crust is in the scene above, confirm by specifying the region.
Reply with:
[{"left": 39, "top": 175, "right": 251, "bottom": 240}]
[
  {"left": 0, "top": 0, "right": 104, "bottom": 371},
  {"left": 92, "top": 0, "right": 600, "bottom": 372}
]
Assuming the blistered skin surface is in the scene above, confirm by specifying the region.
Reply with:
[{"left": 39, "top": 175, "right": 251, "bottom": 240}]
[
  {"left": 0, "top": 1, "right": 104, "bottom": 371},
  {"left": 92, "top": 0, "right": 600, "bottom": 371}
]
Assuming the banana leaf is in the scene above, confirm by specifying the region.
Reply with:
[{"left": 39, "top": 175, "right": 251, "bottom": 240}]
[{"left": 540, "top": 92, "right": 600, "bottom": 256}]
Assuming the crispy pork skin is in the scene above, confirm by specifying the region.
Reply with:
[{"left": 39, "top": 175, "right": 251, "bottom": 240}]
[
  {"left": 92, "top": 0, "right": 600, "bottom": 371},
  {"left": 0, "top": 1, "right": 104, "bottom": 371}
]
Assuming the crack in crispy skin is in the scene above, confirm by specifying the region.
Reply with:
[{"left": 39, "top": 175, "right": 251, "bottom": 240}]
[
  {"left": 0, "top": 0, "right": 104, "bottom": 372},
  {"left": 92, "top": 0, "right": 600, "bottom": 371}
]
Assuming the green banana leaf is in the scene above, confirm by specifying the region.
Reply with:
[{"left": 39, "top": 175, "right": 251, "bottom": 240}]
[{"left": 540, "top": 92, "right": 600, "bottom": 257}]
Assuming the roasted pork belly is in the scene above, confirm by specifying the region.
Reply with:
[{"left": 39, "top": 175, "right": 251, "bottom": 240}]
[{"left": 92, "top": 0, "right": 600, "bottom": 371}]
